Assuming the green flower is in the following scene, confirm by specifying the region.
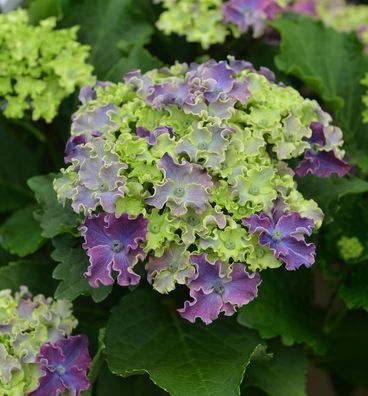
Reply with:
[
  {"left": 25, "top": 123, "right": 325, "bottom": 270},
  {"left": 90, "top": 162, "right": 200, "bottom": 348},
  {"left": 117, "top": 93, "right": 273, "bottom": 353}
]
[{"left": 337, "top": 236, "right": 364, "bottom": 262}]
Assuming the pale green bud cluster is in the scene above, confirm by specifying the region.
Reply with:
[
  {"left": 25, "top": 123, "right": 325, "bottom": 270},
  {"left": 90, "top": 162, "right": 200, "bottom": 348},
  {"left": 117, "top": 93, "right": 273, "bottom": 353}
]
[
  {"left": 337, "top": 236, "right": 364, "bottom": 262},
  {"left": 0, "top": 9, "right": 95, "bottom": 122}
]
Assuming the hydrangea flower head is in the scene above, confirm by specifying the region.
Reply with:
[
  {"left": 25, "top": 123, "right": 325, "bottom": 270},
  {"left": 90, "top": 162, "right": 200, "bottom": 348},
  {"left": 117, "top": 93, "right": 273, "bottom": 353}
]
[
  {"left": 0, "top": 287, "right": 79, "bottom": 395},
  {"left": 29, "top": 335, "right": 90, "bottom": 396},
  {"left": 155, "top": 0, "right": 319, "bottom": 48},
  {"left": 337, "top": 236, "right": 364, "bottom": 262},
  {"left": 0, "top": 9, "right": 94, "bottom": 122},
  {"left": 56, "top": 58, "right": 349, "bottom": 323}
]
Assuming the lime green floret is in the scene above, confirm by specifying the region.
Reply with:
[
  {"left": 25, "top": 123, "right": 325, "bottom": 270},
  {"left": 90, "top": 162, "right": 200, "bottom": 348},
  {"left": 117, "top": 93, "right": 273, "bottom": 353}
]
[
  {"left": 337, "top": 236, "right": 364, "bottom": 262},
  {"left": 0, "top": 287, "right": 77, "bottom": 395},
  {"left": 0, "top": 9, "right": 94, "bottom": 122}
]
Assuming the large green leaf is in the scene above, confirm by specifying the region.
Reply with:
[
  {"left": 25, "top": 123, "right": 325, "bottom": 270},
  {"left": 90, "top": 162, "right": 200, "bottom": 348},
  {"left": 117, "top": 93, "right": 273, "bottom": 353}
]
[
  {"left": 28, "top": 174, "right": 80, "bottom": 238},
  {"left": 27, "top": 0, "right": 63, "bottom": 24},
  {"left": 0, "top": 260, "right": 56, "bottom": 295},
  {"left": 0, "top": 121, "right": 38, "bottom": 212},
  {"left": 105, "top": 288, "right": 263, "bottom": 396},
  {"left": 338, "top": 264, "right": 368, "bottom": 310},
  {"left": 242, "top": 342, "right": 307, "bottom": 396},
  {"left": 273, "top": 14, "right": 368, "bottom": 152},
  {"left": 0, "top": 205, "right": 44, "bottom": 257},
  {"left": 297, "top": 175, "right": 368, "bottom": 221},
  {"left": 238, "top": 269, "right": 325, "bottom": 353},
  {"left": 61, "top": 0, "right": 156, "bottom": 80},
  {"left": 51, "top": 235, "right": 111, "bottom": 302}
]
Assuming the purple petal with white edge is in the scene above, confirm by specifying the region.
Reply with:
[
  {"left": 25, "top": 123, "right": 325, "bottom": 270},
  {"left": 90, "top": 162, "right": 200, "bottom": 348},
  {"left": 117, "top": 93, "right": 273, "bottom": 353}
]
[
  {"left": 72, "top": 185, "right": 99, "bottom": 214},
  {"left": 85, "top": 245, "right": 114, "bottom": 287},
  {"left": 275, "top": 237, "right": 316, "bottom": 270},
  {"left": 72, "top": 104, "right": 117, "bottom": 134},
  {"left": 275, "top": 212, "right": 314, "bottom": 237},
  {"left": 295, "top": 150, "right": 351, "bottom": 178},
  {"left": 136, "top": 126, "right": 174, "bottom": 145},
  {"left": 145, "top": 182, "right": 174, "bottom": 209},
  {"left": 30, "top": 335, "right": 90, "bottom": 396},
  {"left": 242, "top": 213, "right": 273, "bottom": 235},
  {"left": 81, "top": 213, "right": 110, "bottom": 249},
  {"left": 112, "top": 251, "right": 142, "bottom": 286},
  {"left": 188, "top": 254, "right": 225, "bottom": 293},
  {"left": 222, "top": 264, "right": 261, "bottom": 306},
  {"left": 64, "top": 134, "right": 87, "bottom": 163},
  {"left": 178, "top": 290, "right": 223, "bottom": 325}
]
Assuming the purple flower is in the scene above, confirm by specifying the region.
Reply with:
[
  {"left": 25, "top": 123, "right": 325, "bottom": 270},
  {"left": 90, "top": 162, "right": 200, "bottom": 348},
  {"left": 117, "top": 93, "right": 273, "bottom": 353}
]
[
  {"left": 223, "top": 0, "right": 281, "bottom": 37},
  {"left": 81, "top": 212, "right": 148, "bottom": 287},
  {"left": 64, "top": 134, "right": 87, "bottom": 164},
  {"left": 178, "top": 254, "right": 261, "bottom": 324},
  {"left": 136, "top": 125, "right": 174, "bottom": 145},
  {"left": 295, "top": 122, "right": 351, "bottom": 178},
  {"left": 78, "top": 81, "right": 112, "bottom": 104},
  {"left": 29, "top": 335, "right": 90, "bottom": 396},
  {"left": 288, "top": 0, "right": 317, "bottom": 16},
  {"left": 72, "top": 104, "right": 117, "bottom": 135},
  {"left": 243, "top": 210, "right": 316, "bottom": 270},
  {"left": 145, "top": 153, "right": 213, "bottom": 216}
]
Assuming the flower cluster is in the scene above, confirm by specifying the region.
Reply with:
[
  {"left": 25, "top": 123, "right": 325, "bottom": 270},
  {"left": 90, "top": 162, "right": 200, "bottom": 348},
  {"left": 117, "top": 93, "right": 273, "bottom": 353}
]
[
  {"left": 155, "top": 0, "right": 368, "bottom": 50},
  {"left": 337, "top": 236, "right": 364, "bottom": 262},
  {"left": 0, "top": 287, "right": 90, "bottom": 395},
  {"left": 55, "top": 58, "right": 349, "bottom": 324},
  {"left": 155, "top": 0, "right": 316, "bottom": 48},
  {"left": 0, "top": 9, "right": 94, "bottom": 122}
]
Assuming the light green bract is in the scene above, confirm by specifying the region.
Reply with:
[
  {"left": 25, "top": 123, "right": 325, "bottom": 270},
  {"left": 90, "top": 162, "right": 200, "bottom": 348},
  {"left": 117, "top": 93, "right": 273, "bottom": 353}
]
[
  {"left": 54, "top": 58, "right": 350, "bottom": 324},
  {"left": 337, "top": 236, "right": 364, "bottom": 262},
  {"left": 0, "top": 287, "right": 77, "bottom": 395},
  {"left": 0, "top": 9, "right": 94, "bottom": 122}
]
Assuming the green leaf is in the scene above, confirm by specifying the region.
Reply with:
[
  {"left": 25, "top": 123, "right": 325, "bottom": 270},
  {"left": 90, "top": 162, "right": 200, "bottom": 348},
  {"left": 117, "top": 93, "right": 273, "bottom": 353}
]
[
  {"left": 94, "top": 365, "right": 169, "bottom": 396},
  {"left": 297, "top": 175, "right": 368, "bottom": 221},
  {"left": 28, "top": 174, "right": 80, "bottom": 238},
  {"left": 242, "top": 342, "right": 307, "bottom": 396},
  {"left": 105, "top": 46, "right": 163, "bottom": 82},
  {"left": 0, "top": 260, "right": 56, "bottom": 295},
  {"left": 61, "top": 0, "right": 155, "bottom": 80},
  {"left": 238, "top": 269, "right": 325, "bottom": 353},
  {"left": 0, "top": 205, "right": 44, "bottom": 257},
  {"left": 27, "top": 0, "right": 63, "bottom": 24},
  {"left": 338, "top": 264, "right": 368, "bottom": 310},
  {"left": 0, "top": 120, "right": 37, "bottom": 212},
  {"left": 321, "top": 311, "right": 368, "bottom": 387},
  {"left": 51, "top": 235, "right": 111, "bottom": 302},
  {"left": 273, "top": 14, "right": 368, "bottom": 151},
  {"left": 105, "top": 288, "right": 263, "bottom": 396}
]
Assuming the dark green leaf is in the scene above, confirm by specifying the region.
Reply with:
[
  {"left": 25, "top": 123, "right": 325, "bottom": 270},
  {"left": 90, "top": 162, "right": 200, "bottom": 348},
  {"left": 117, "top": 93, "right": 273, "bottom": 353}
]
[
  {"left": 105, "top": 288, "right": 263, "bottom": 396},
  {"left": 0, "top": 121, "right": 37, "bottom": 212},
  {"left": 273, "top": 14, "right": 368, "bottom": 152},
  {"left": 51, "top": 235, "right": 111, "bottom": 302},
  {"left": 105, "top": 46, "right": 163, "bottom": 82},
  {"left": 338, "top": 264, "right": 368, "bottom": 310},
  {"left": 28, "top": 174, "right": 80, "bottom": 238},
  {"left": 61, "top": 0, "right": 155, "bottom": 80},
  {"left": 0, "top": 205, "right": 44, "bottom": 257},
  {"left": 0, "top": 260, "right": 56, "bottom": 295},
  {"left": 238, "top": 269, "right": 325, "bottom": 353},
  {"left": 242, "top": 342, "right": 307, "bottom": 396},
  {"left": 297, "top": 175, "right": 368, "bottom": 221},
  {"left": 27, "top": 0, "right": 63, "bottom": 24}
]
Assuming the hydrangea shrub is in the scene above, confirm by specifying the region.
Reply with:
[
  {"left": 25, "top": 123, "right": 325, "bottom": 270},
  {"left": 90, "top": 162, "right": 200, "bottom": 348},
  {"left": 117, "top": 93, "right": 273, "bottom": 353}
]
[
  {"left": 54, "top": 58, "right": 350, "bottom": 325},
  {"left": 0, "top": 9, "right": 94, "bottom": 122},
  {"left": 0, "top": 287, "right": 90, "bottom": 395}
]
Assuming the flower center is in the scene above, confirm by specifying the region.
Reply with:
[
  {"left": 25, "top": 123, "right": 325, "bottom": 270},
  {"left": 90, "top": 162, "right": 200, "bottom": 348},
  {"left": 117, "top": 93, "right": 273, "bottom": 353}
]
[
  {"left": 272, "top": 230, "right": 282, "bottom": 241},
  {"left": 187, "top": 215, "right": 199, "bottom": 226},
  {"left": 57, "top": 365, "right": 66, "bottom": 375},
  {"left": 225, "top": 240, "right": 235, "bottom": 249},
  {"left": 198, "top": 142, "right": 208, "bottom": 150},
  {"left": 111, "top": 240, "right": 123, "bottom": 253},
  {"left": 150, "top": 224, "right": 160, "bottom": 234},
  {"left": 174, "top": 186, "right": 185, "bottom": 197},
  {"left": 255, "top": 247, "right": 265, "bottom": 258},
  {"left": 249, "top": 186, "right": 259, "bottom": 195},
  {"left": 168, "top": 262, "right": 178, "bottom": 272},
  {"left": 99, "top": 182, "right": 109, "bottom": 192},
  {"left": 214, "top": 283, "right": 225, "bottom": 295}
]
